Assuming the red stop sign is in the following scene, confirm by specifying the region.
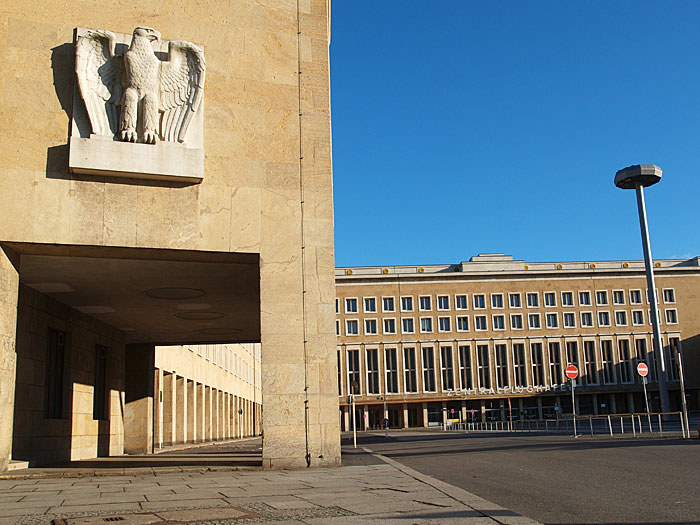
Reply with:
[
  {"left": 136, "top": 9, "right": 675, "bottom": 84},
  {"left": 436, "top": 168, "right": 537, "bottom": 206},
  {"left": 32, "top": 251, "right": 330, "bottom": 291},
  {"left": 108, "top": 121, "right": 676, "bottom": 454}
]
[
  {"left": 565, "top": 365, "right": 579, "bottom": 379},
  {"left": 637, "top": 362, "right": 649, "bottom": 377}
]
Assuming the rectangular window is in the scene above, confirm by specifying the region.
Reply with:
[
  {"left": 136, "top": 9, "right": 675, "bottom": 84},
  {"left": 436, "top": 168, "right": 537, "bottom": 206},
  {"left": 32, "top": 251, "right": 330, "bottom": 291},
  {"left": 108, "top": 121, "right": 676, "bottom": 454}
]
[
  {"left": 366, "top": 349, "right": 380, "bottom": 394},
  {"left": 402, "top": 317, "right": 415, "bottom": 334},
  {"left": 458, "top": 345, "right": 473, "bottom": 390},
  {"left": 630, "top": 289, "right": 642, "bottom": 304},
  {"left": 598, "top": 311, "right": 610, "bottom": 327},
  {"left": 335, "top": 319, "right": 340, "bottom": 336},
  {"left": 513, "top": 343, "right": 527, "bottom": 387},
  {"left": 440, "top": 346, "right": 455, "bottom": 391},
  {"left": 579, "top": 291, "right": 591, "bottom": 306},
  {"left": 566, "top": 341, "right": 579, "bottom": 369},
  {"left": 337, "top": 350, "right": 342, "bottom": 396},
  {"left": 663, "top": 289, "right": 675, "bottom": 304},
  {"left": 580, "top": 312, "right": 593, "bottom": 327},
  {"left": 455, "top": 294, "right": 468, "bottom": 310},
  {"left": 385, "top": 348, "right": 399, "bottom": 394},
  {"left": 473, "top": 294, "right": 486, "bottom": 309},
  {"left": 335, "top": 298, "right": 339, "bottom": 314},
  {"left": 364, "top": 319, "right": 377, "bottom": 335},
  {"left": 563, "top": 312, "right": 576, "bottom": 328},
  {"left": 601, "top": 340, "right": 616, "bottom": 384},
  {"left": 403, "top": 348, "right": 417, "bottom": 393},
  {"left": 93, "top": 344, "right": 107, "bottom": 420},
  {"left": 475, "top": 315, "right": 487, "bottom": 331},
  {"left": 667, "top": 337, "right": 681, "bottom": 381},
  {"left": 632, "top": 310, "right": 644, "bottom": 325},
  {"left": 526, "top": 293, "right": 539, "bottom": 307},
  {"left": 618, "top": 340, "right": 632, "bottom": 383},
  {"left": 437, "top": 295, "right": 450, "bottom": 310},
  {"left": 457, "top": 315, "right": 469, "bottom": 331},
  {"left": 419, "top": 296, "right": 432, "bottom": 311},
  {"left": 347, "top": 349, "right": 360, "bottom": 394},
  {"left": 635, "top": 338, "right": 657, "bottom": 383},
  {"left": 665, "top": 309, "right": 678, "bottom": 324},
  {"left": 613, "top": 290, "right": 625, "bottom": 305},
  {"left": 544, "top": 292, "right": 556, "bottom": 307},
  {"left": 422, "top": 347, "right": 436, "bottom": 392},
  {"left": 364, "top": 297, "right": 376, "bottom": 312},
  {"left": 596, "top": 290, "right": 608, "bottom": 306},
  {"left": 438, "top": 316, "right": 451, "bottom": 332},
  {"left": 45, "top": 328, "right": 66, "bottom": 419},
  {"left": 494, "top": 344, "right": 509, "bottom": 389},
  {"left": 420, "top": 317, "right": 433, "bottom": 333},
  {"left": 383, "top": 297, "right": 395, "bottom": 312},
  {"left": 561, "top": 292, "right": 574, "bottom": 307},
  {"left": 477, "top": 344, "right": 491, "bottom": 389},
  {"left": 401, "top": 296, "right": 414, "bottom": 312},
  {"left": 491, "top": 293, "right": 504, "bottom": 309},
  {"left": 528, "top": 313, "right": 541, "bottom": 329},
  {"left": 548, "top": 342, "right": 563, "bottom": 385},
  {"left": 383, "top": 318, "right": 396, "bottom": 334},
  {"left": 583, "top": 341, "right": 598, "bottom": 385},
  {"left": 546, "top": 313, "right": 558, "bottom": 329},
  {"left": 493, "top": 314, "right": 505, "bottom": 330},
  {"left": 530, "top": 343, "right": 545, "bottom": 387},
  {"left": 509, "top": 293, "right": 522, "bottom": 308},
  {"left": 345, "top": 298, "right": 358, "bottom": 313},
  {"left": 511, "top": 314, "right": 523, "bottom": 329},
  {"left": 346, "top": 319, "right": 359, "bottom": 335},
  {"left": 615, "top": 311, "right": 627, "bottom": 326}
]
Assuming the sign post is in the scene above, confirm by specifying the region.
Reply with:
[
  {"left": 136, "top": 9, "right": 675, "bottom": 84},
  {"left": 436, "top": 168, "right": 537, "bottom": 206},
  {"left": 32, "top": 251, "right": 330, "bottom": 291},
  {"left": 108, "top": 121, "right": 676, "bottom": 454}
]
[
  {"left": 637, "top": 362, "right": 652, "bottom": 432},
  {"left": 565, "top": 365, "right": 579, "bottom": 437},
  {"left": 676, "top": 351, "right": 689, "bottom": 439}
]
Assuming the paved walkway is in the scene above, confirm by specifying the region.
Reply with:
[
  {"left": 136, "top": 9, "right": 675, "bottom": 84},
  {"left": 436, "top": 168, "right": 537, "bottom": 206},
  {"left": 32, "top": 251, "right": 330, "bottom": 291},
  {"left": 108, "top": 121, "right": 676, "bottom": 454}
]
[{"left": 0, "top": 442, "right": 539, "bottom": 524}]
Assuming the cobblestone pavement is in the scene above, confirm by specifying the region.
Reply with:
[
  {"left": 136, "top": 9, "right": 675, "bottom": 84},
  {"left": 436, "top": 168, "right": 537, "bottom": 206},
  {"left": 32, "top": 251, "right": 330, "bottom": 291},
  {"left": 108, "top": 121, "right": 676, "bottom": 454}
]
[{"left": 0, "top": 441, "right": 539, "bottom": 525}]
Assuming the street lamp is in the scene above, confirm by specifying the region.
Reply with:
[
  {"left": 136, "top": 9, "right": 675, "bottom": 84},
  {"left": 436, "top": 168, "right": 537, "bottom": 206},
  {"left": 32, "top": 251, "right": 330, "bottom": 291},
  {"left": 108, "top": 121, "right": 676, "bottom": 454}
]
[{"left": 614, "top": 164, "right": 670, "bottom": 414}]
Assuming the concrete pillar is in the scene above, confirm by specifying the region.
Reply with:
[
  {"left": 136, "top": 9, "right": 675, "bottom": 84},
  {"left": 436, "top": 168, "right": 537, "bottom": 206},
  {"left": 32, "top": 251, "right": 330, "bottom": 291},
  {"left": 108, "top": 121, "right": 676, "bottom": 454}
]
[
  {"left": 196, "top": 383, "right": 204, "bottom": 443},
  {"left": 362, "top": 404, "right": 369, "bottom": 431},
  {"left": 218, "top": 390, "right": 224, "bottom": 440},
  {"left": 480, "top": 400, "right": 486, "bottom": 423},
  {"left": 461, "top": 401, "right": 467, "bottom": 423},
  {"left": 537, "top": 397, "right": 543, "bottom": 419},
  {"left": 186, "top": 380, "right": 195, "bottom": 443},
  {"left": 592, "top": 393, "right": 599, "bottom": 415},
  {"left": 500, "top": 399, "right": 506, "bottom": 422},
  {"left": 162, "top": 372, "right": 176, "bottom": 446},
  {"left": 627, "top": 392, "right": 636, "bottom": 413},
  {"left": 344, "top": 405, "right": 350, "bottom": 431},
  {"left": 402, "top": 403, "right": 409, "bottom": 428},
  {"left": 175, "top": 376, "right": 186, "bottom": 444},
  {"left": 224, "top": 393, "right": 230, "bottom": 439},
  {"left": 0, "top": 249, "right": 19, "bottom": 473},
  {"left": 518, "top": 398, "right": 524, "bottom": 421},
  {"left": 609, "top": 393, "right": 617, "bottom": 415},
  {"left": 422, "top": 402, "right": 428, "bottom": 428},
  {"left": 124, "top": 344, "right": 155, "bottom": 454},
  {"left": 575, "top": 394, "right": 581, "bottom": 415},
  {"left": 154, "top": 368, "right": 163, "bottom": 449},
  {"left": 441, "top": 401, "right": 447, "bottom": 426},
  {"left": 204, "top": 386, "right": 211, "bottom": 441}
]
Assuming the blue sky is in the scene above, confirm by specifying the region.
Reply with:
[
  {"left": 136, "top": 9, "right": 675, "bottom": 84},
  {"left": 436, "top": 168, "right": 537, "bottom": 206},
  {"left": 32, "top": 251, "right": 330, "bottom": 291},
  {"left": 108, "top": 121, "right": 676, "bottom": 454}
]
[{"left": 329, "top": 2, "right": 700, "bottom": 267}]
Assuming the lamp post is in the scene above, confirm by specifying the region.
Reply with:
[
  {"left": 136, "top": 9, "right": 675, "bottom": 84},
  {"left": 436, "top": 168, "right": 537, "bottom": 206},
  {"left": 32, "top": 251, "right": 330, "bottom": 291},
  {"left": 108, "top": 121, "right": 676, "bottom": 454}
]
[{"left": 614, "top": 164, "right": 670, "bottom": 415}]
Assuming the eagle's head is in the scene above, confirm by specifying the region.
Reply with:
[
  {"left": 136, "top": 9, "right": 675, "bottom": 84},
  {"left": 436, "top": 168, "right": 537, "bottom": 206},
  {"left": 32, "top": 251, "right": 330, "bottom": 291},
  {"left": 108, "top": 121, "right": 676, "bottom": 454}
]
[{"left": 133, "top": 27, "right": 161, "bottom": 42}]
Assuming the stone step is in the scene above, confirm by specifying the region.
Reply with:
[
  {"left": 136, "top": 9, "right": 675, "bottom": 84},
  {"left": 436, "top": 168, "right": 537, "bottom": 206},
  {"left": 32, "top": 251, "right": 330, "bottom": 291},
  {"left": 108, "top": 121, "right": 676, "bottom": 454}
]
[{"left": 8, "top": 459, "right": 29, "bottom": 471}]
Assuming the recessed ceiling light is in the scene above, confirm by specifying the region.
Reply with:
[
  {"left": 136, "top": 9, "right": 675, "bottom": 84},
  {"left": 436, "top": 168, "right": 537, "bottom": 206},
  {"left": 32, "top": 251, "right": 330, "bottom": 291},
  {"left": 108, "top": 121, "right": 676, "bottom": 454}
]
[
  {"left": 144, "top": 288, "right": 206, "bottom": 300},
  {"left": 175, "top": 312, "right": 224, "bottom": 320}
]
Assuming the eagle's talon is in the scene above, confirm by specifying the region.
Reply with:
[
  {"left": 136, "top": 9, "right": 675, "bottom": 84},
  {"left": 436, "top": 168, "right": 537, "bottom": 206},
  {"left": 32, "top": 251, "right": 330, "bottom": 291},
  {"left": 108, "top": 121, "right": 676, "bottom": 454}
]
[
  {"left": 143, "top": 130, "right": 157, "bottom": 144},
  {"left": 120, "top": 129, "right": 137, "bottom": 142}
]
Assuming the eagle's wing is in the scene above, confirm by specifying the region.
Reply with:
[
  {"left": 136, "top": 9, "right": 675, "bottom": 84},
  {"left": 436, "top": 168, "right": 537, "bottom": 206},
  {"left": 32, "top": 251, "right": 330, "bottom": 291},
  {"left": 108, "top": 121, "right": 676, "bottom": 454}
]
[
  {"left": 75, "top": 30, "right": 122, "bottom": 137},
  {"left": 159, "top": 40, "right": 206, "bottom": 143}
]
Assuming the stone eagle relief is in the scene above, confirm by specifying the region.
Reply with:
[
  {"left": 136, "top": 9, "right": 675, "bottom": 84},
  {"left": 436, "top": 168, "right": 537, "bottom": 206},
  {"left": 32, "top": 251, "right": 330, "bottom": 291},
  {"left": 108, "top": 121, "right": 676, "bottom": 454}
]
[{"left": 75, "top": 26, "right": 205, "bottom": 145}]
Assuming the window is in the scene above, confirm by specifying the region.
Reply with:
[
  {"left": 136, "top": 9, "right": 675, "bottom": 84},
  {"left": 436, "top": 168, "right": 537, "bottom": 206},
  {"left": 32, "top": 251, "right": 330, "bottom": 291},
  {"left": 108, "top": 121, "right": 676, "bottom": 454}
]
[
  {"left": 579, "top": 291, "right": 591, "bottom": 306},
  {"left": 491, "top": 294, "right": 504, "bottom": 309},
  {"left": 630, "top": 289, "right": 642, "bottom": 304},
  {"left": 526, "top": 293, "right": 539, "bottom": 307},
  {"left": 346, "top": 320, "right": 358, "bottom": 336},
  {"left": 546, "top": 313, "right": 558, "bottom": 329},
  {"left": 635, "top": 338, "right": 657, "bottom": 383},
  {"left": 511, "top": 314, "right": 523, "bottom": 329},
  {"left": 93, "top": 344, "right": 107, "bottom": 420},
  {"left": 382, "top": 297, "right": 395, "bottom": 312},
  {"left": 618, "top": 340, "right": 632, "bottom": 383},
  {"left": 580, "top": 312, "right": 593, "bottom": 327},
  {"left": 528, "top": 313, "right": 541, "bottom": 329},
  {"left": 403, "top": 348, "right": 417, "bottom": 393},
  {"left": 455, "top": 294, "right": 468, "bottom": 310},
  {"left": 513, "top": 343, "right": 527, "bottom": 387},
  {"left": 385, "top": 348, "right": 399, "bottom": 394},
  {"left": 419, "top": 296, "right": 432, "bottom": 311},
  {"left": 475, "top": 315, "right": 487, "bottom": 331},
  {"left": 420, "top": 317, "right": 433, "bottom": 333},
  {"left": 566, "top": 341, "right": 579, "bottom": 369},
  {"left": 335, "top": 319, "right": 340, "bottom": 335},
  {"left": 665, "top": 309, "right": 678, "bottom": 324},
  {"left": 383, "top": 318, "right": 396, "bottom": 334},
  {"left": 663, "top": 289, "right": 675, "bottom": 304},
  {"left": 473, "top": 294, "right": 486, "bottom": 309},
  {"left": 494, "top": 344, "right": 509, "bottom": 389},
  {"left": 667, "top": 337, "right": 681, "bottom": 381},
  {"left": 596, "top": 291, "right": 608, "bottom": 306},
  {"left": 632, "top": 310, "right": 644, "bottom": 325},
  {"left": 402, "top": 317, "right": 415, "bottom": 334},
  {"left": 401, "top": 296, "right": 414, "bottom": 312},
  {"left": 422, "top": 347, "right": 436, "bottom": 392},
  {"left": 509, "top": 293, "right": 522, "bottom": 308},
  {"left": 337, "top": 350, "right": 342, "bottom": 396},
  {"left": 548, "top": 342, "right": 563, "bottom": 385},
  {"left": 561, "top": 292, "right": 574, "bottom": 307},
  {"left": 598, "top": 311, "right": 610, "bottom": 327},
  {"left": 437, "top": 295, "right": 450, "bottom": 310},
  {"left": 438, "top": 316, "right": 451, "bottom": 332},
  {"left": 347, "top": 349, "right": 360, "bottom": 394},
  {"left": 563, "top": 312, "right": 575, "bottom": 328},
  {"left": 335, "top": 298, "right": 339, "bottom": 314},
  {"left": 345, "top": 298, "right": 358, "bottom": 313},
  {"left": 601, "top": 340, "right": 616, "bottom": 384},
  {"left": 364, "top": 297, "right": 376, "bottom": 313},
  {"left": 530, "top": 343, "right": 545, "bottom": 387},
  {"left": 440, "top": 346, "right": 454, "bottom": 391},
  {"left": 493, "top": 314, "right": 505, "bottom": 330},
  {"left": 477, "top": 344, "right": 491, "bottom": 389},
  {"left": 456, "top": 315, "right": 469, "bottom": 332},
  {"left": 583, "top": 341, "right": 598, "bottom": 385},
  {"left": 364, "top": 319, "right": 377, "bottom": 335},
  {"left": 544, "top": 292, "right": 556, "bottom": 307},
  {"left": 366, "top": 349, "right": 380, "bottom": 394},
  {"left": 615, "top": 311, "right": 627, "bottom": 326},
  {"left": 612, "top": 290, "right": 625, "bottom": 305},
  {"left": 458, "top": 345, "right": 473, "bottom": 390}
]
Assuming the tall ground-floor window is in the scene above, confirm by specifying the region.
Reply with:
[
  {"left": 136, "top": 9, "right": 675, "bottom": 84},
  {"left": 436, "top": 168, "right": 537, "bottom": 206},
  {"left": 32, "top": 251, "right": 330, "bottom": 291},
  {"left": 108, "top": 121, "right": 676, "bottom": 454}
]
[
  {"left": 583, "top": 341, "right": 598, "bottom": 385},
  {"left": 347, "top": 349, "right": 360, "bottom": 394},
  {"left": 494, "top": 343, "right": 509, "bottom": 389},
  {"left": 601, "top": 340, "right": 616, "bottom": 384},
  {"left": 477, "top": 344, "right": 490, "bottom": 389},
  {"left": 618, "top": 339, "right": 632, "bottom": 383},
  {"left": 366, "top": 348, "right": 379, "bottom": 394},
  {"left": 440, "top": 346, "right": 454, "bottom": 391},
  {"left": 422, "top": 346, "right": 436, "bottom": 392},
  {"left": 458, "top": 345, "right": 472, "bottom": 390},
  {"left": 530, "top": 342, "right": 545, "bottom": 387},
  {"left": 385, "top": 348, "right": 399, "bottom": 394},
  {"left": 548, "top": 342, "right": 563, "bottom": 385},
  {"left": 513, "top": 343, "right": 527, "bottom": 387},
  {"left": 403, "top": 347, "right": 417, "bottom": 393}
]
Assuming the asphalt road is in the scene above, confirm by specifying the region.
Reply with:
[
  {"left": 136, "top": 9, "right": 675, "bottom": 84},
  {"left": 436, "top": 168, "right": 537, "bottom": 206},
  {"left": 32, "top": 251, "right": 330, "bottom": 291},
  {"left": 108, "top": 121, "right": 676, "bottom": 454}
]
[{"left": 347, "top": 430, "right": 700, "bottom": 525}]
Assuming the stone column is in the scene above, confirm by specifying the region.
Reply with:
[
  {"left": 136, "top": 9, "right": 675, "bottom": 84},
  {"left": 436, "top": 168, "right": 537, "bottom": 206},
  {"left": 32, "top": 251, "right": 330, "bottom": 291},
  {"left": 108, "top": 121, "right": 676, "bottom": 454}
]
[
  {"left": 204, "top": 386, "right": 211, "bottom": 442},
  {"left": 0, "top": 248, "right": 19, "bottom": 473},
  {"left": 480, "top": 400, "right": 486, "bottom": 423},
  {"left": 609, "top": 393, "right": 617, "bottom": 415},
  {"left": 154, "top": 368, "right": 163, "bottom": 449},
  {"left": 627, "top": 392, "right": 635, "bottom": 413},
  {"left": 162, "top": 372, "right": 176, "bottom": 446},
  {"left": 124, "top": 344, "right": 155, "bottom": 454},
  {"left": 422, "top": 402, "right": 428, "bottom": 428},
  {"left": 592, "top": 393, "right": 599, "bottom": 415},
  {"left": 196, "top": 383, "right": 204, "bottom": 443},
  {"left": 518, "top": 398, "right": 524, "bottom": 421},
  {"left": 461, "top": 401, "right": 467, "bottom": 423},
  {"left": 537, "top": 397, "right": 543, "bottom": 419},
  {"left": 223, "top": 393, "right": 229, "bottom": 439},
  {"left": 441, "top": 401, "right": 447, "bottom": 427},
  {"left": 186, "top": 380, "right": 195, "bottom": 443},
  {"left": 176, "top": 376, "right": 186, "bottom": 445},
  {"left": 402, "top": 403, "right": 409, "bottom": 428}
]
